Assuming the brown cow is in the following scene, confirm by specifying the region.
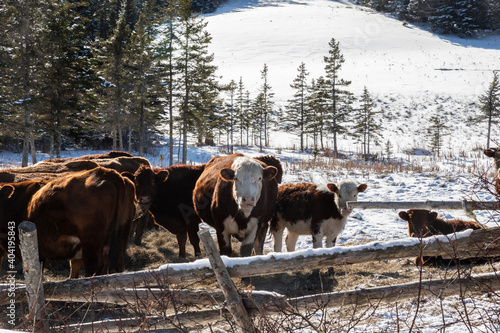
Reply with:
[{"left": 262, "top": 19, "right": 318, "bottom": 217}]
[
  {"left": 193, "top": 153, "right": 278, "bottom": 257},
  {"left": 484, "top": 147, "right": 500, "bottom": 195},
  {"left": 0, "top": 167, "right": 135, "bottom": 278},
  {"left": 271, "top": 181, "right": 367, "bottom": 252},
  {"left": 45, "top": 151, "right": 133, "bottom": 163},
  {"left": 398, "top": 209, "right": 485, "bottom": 266},
  {"left": 131, "top": 164, "right": 205, "bottom": 258}
]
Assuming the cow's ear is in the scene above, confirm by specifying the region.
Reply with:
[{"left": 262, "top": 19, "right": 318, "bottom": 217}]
[
  {"left": 399, "top": 211, "right": 410, "bottom": 221},
  {"left": 326, "top": 183, "right": 338, "bottom": 193},
  {"left": 263, "top": 166, "right": 277, "bottom": 180},
  {"left": 155, "top": 170, "right": 169, "bottom": 184},
  {"left": 220, "top": 168, "right": 235, "bottom": 181},
  {"left": 484, "top": 149, "right": 496, "bottom": 158},
  {"left": 121, "top": 171, "right": 135, "bottom": 182},
  {"left": 429, "top": 211, "right": 438, "bottom": 220},
  {"left": 0, "top": 185, "right": 15, "bottom": 199},
  {"left": 357, "top": 184, "right": 368, "bottom": 193}
]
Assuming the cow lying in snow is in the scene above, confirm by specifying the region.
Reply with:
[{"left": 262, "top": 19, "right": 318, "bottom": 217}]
[
  {"left": 270, "top": 181, "right": 367, "bottom": 252},
  {"left": 193, "top": 153, "right": 278, "bottom": 257},
  {"left": 398, "top": 209, "right": 485, "bottom": 266}
]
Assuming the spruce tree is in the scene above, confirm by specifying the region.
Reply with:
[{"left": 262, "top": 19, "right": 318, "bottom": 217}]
[
  {"left": 351, "top": 87, "right": 382, "bottom": 156},
  {"left": 176, "top": 0, "right": 219, "bottom": 162},
  {"left": 125, "top": 0, "right": 161, "bottom": 155},
  {"left": 476, "top": 72, "right": 500, "bottom": 148},
  {"left": 99, "top": 2, "right": 132, "bottom": 150},
  {"left": 286, "top": 62, "right": 309, "bottom": 151},
  {"left": 323, "top": 38, "right": 353, "bottom": 157},
  {"left": 258, "top": 64, "right": 274, "bottom": 148},
  {"left": 306, "top": 76, "right": 329, "bottom": 150},
  {"left": 428, "top": 114, "right": 448, "bottom": 157}
]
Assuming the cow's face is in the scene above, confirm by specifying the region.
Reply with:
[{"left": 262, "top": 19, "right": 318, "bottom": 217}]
[
  {"left": 133, "top": 165, "right": 159, "bottom": 205},
  {"left": 484, "top": 148, "right": 500, "bottom": 170},
  {"left": 327, "top": 181, "right": 367, "bottom": 216},
  {"left": 399, "top": 209, "right": 438, "bottom": 238},
  {"left": 220, "top": 157, "right": 277, "bottom": 217}
]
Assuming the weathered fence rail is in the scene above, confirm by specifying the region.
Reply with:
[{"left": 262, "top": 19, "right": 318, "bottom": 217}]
[
  {"left": 347, "top": 200, "right": 500, "bottom": 211},
  {"left": 3, "top": 227, "right": 500, "bottom": 303},
  {"left": 5, "top": 224, "right": 500, "bottom": 331}
]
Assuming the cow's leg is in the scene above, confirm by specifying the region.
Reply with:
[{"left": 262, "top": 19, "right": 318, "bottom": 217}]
[
  {"left": 176, "top": 232, "right": 188, "bottom": 259},
  {"left": 240, "top": 218, "right": 259, "bottom": 257},
  {"left": 325, "top": 236, "right": 337, "bottom": 248},
  {"left": 217, "top": 228, "right": 232, "bottom": 256},
  {"left": 253, "top": 221, "right": 269, "bottom": 255},
  {"left": 133, "top": 213, "right": 149, "bottom": 246},
  {"left": 285, "top": 232, "right": 299, "bottom": 252},
  {"left": 312, "top": 232, "right": 323, "bottom": 249},
  {"left": 187, "top": 221, "right": 202, "bottom": 257},
  {"left": 272, "top": 227, "right": 285, "bottom": 252},
  {"left": 69, "top": 259, "right": 84, "bottom": 279}
]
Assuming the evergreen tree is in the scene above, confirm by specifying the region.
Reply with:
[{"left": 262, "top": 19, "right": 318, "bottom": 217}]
[
  {"left": 225, "top": 79, "right": 237, "bottom": 153},
  {"left": 177, "top": 0, "right": 219, "bottom": 162},
  {"left": 258, "top": 63, "right": 274, "bottom": 148},
  {"left": 306, "top": 77, "right": 329, "bottom": 150},
  {"left": 323, "top": 38, "right": 353, "bottom": 156},
  {"left": 154, "top": 0, "right": 180, "bottom": 165},
  {"left": 430, "top": 0, "right": 487, "bottom": 36},
  {"left": 38, "top": 0, "right": 98, "bottom": 158},
  {"left": 474, "top": 72, "right": 500, "bottom": 148},
  {"left": 99, "top": 2, "right": 132, "bottom": 150},
  {"left": 236, "top": 77, "right": 249, "bottom": 146},
  {"left": 124, "top": 0, "right": 161, "bottom": 155},
  {"left": 351, "top": 87, "right": 382, "bottom": 156},
  {"left": 428, "top": 114, "right": 448, "bottom": 157},
  {"left": 286, "top": 62, "right": 309, "bottom": 151}
]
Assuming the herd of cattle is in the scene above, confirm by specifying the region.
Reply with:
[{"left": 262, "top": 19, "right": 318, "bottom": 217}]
[{"left": 0, "top": 148, "right": 499, "bottom": 279}]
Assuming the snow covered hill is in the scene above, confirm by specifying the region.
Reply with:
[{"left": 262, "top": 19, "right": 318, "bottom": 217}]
[{"left": 203, "top": 0, "right": 500, "bottom": 152}]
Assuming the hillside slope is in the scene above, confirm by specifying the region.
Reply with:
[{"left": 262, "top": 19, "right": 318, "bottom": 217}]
[{"left": 204, "top": 0, "right": 500, "bottom": 152}]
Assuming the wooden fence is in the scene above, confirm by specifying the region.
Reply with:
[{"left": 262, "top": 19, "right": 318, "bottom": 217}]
[{"left": 3, "top": 200, "right": 500, "bottom": 332}]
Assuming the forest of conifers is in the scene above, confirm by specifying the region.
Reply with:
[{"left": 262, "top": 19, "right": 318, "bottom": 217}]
[{"left": 0, "top": 0, "right": 499, "bottom": 166}]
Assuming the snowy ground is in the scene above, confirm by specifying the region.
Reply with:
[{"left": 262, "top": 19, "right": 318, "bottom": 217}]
[{"left": 2, "top": 0, "right": 500, "bottom": 330}]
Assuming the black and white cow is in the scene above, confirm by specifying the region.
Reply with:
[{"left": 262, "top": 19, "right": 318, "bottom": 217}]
[{"left": 270, "top": 181, "right": 367, "bottom": 252}]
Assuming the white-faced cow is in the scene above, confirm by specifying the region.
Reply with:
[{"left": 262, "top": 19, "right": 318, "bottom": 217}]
[
  {"left": 193, "top": 153, "right": 278, "bottom": 257},
  {"left": 271, "top": 181, "right": 367, "bottom": 252}
]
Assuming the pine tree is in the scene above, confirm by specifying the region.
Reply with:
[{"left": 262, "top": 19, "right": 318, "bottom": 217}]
[
  {"left": 236, "top": 77, "right": 249, "bottom": 146},
  {"left": 258, "top": 63, "right": 274, "bottom": 148},
  {"left": 38, "top": 0, "right": 98, "bottom": 158},
  {"left": 476, "top": 72, "right": 500, "bottom": 148},
  {"left": 225, "top": 79, "right": 237, "bottom": 153},
  {"left": 351, "top": 87, "right": 382, "bottom": 156},
  {"left": 176, "top": 0, "right": 219, "bottom": 162},
  {"left": 323, "top": 38, "right": 353, "bottom": 157},
  {"left": 99, "top": 2, "right": 132, "bottom": 151},
  {"left": 306, "top": 77, "right": 329, "bottom": 150},
  {"left": 125, "top": 0, "right": 161, "bottom": 156},
  {"left": 428, "top": 114, "right": 448, "bottom": 157},
  {"left": 286, "top": 62, "right": 309, "bottom": 151},
  {"left": 154, "top": 0, "right": 179, "bottom": 165}
]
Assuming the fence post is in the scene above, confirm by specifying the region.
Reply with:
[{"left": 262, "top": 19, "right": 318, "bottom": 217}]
[
  {"left": 18, "top": 221, "right": 48, "bottom": 332},
  {"left": 198, "top": 229, "right": 256, "bottom": 333}
]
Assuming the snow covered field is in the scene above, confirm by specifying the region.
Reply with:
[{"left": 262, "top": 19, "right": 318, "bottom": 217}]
[{"left": 1, "top": 0, "right": 500, "bottom": 331}]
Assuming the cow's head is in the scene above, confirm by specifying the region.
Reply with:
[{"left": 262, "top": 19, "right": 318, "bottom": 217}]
[
  {"left": 327, "top": 181, "right": 367, "bottom": 216},
  {"left": 484, "top": 148, "right": 500, "bottom": 170},
  {"left": 399, "top": 209, "right": 438, "bottom": 238},
  {"left": 220, "top": 156, "right": 277, "bottom": 217}
]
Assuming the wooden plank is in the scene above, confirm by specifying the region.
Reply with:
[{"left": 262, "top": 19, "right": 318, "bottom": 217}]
[
  {"left": 4, "top": 227, "right": 500, "bottom": 302},
  {"left": 347, "top": 200, "right": 500, "bottom": 211},
  {"left": 199, "top": 229, "right": 256, "bottom": 333},
  {"left": 18, "top": 221, "right": 48, "bottom": 332},
  {"left": 49, "top": 271, "right": 500, "bottom": 331}
]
